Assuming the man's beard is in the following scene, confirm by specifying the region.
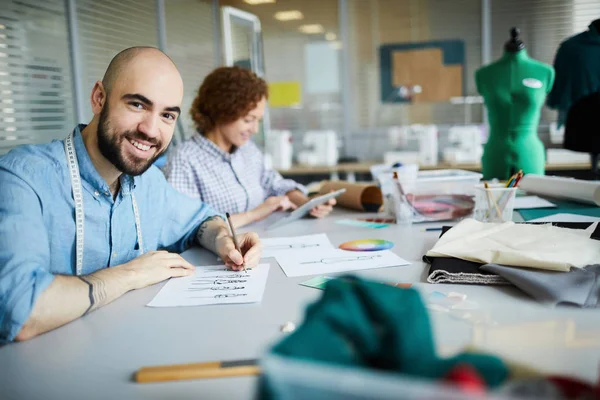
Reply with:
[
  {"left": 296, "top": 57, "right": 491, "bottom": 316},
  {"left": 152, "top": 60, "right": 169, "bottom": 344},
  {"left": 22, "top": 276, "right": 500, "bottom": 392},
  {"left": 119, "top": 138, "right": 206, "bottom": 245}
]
[{"left": 97, "top": 105, "right": 166, "bottom": 176}]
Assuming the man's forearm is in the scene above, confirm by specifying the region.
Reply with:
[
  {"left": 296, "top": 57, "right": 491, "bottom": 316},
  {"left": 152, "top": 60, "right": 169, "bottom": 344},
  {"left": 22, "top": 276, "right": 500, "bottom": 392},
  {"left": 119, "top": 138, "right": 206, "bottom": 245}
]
[
  {"left": 196, "top": 215, "right": 229, "bottom": 254},
  {"left": 15, "top": 266, "right": 135, "bottom": 341}
]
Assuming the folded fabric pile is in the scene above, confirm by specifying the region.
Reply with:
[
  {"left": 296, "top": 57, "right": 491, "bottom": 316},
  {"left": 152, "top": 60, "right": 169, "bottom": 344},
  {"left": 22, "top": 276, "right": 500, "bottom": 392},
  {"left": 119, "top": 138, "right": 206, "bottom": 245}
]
[
  {"left": 426, "top": 219, "right": 600, "bottom": 272},
  {"left": 424, "top": 219, "right": 600, "bottom": 307}
]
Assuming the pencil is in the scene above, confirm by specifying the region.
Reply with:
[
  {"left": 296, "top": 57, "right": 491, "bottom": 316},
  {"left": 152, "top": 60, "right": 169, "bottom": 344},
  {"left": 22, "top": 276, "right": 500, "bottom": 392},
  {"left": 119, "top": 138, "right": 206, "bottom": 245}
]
[
  {"left": 135, "top": 359, "right": 260, "bottom": 383},
  {"left": 498, "top": 170, "right": 523, "bottom": 210},
  {"left": 505, "top": 170, "right": 522, "bottom": 188},
  {"left": 484, "top": 182, "right": 503, "bottom": 219},
  {"left": 225, "top": 212, "right": 246, "bottom": 272}
]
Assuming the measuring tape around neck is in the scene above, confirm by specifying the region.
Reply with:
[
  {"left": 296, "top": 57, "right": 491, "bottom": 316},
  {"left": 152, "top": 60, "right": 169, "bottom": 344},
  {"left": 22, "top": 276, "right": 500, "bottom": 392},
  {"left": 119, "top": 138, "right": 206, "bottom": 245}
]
[{"left": 64, "top": 132, "right": 144, "bottom": 275}]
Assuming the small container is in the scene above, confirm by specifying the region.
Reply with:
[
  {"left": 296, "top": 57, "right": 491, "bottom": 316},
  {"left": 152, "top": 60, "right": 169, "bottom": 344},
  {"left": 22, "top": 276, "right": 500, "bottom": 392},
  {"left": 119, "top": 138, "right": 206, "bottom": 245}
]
[
  {"left": 473, "top": 185, "right": 517, "bottom": 223},
  {"left": 372, "top": 164, "right": 419, "bottom": 219},
  {"left": 413, "top": 169, "right": 483, "bottom": 197}
]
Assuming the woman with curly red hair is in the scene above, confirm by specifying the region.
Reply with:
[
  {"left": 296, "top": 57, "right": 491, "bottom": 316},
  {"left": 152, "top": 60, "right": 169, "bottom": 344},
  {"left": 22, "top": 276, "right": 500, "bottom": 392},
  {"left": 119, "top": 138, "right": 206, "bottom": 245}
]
[{"left": 163, "top": 66, "right": 335, "bottom": 227}]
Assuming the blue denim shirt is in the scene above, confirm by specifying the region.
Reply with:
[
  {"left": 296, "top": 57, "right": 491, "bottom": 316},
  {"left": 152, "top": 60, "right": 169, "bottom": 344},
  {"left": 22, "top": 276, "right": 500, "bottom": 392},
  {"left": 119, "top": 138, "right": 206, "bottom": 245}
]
[{"left": 0, "top": 125, "right": 220, "bottom": 342}]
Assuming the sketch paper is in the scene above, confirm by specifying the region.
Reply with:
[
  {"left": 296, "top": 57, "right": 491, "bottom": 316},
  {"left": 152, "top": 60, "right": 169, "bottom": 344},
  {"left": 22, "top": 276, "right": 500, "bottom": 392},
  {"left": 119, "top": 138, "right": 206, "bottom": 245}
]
[
  {"left": 261, "top": 233, "right": 335, "bottom": 259},
  {"left": 335, "top": 219, "right": 390, "bottom": 229},
  {"left": 528, "top": 213, "right": 600, "bottom": 223},
  {"left": 147, "top": 264, "right": 270, "bottom": 307},
  {"left": 513, "top": 196, "right": 556, "bottom": 209},
  {"left": 276, "top": 249, "right": 410, "bottom": 277}
]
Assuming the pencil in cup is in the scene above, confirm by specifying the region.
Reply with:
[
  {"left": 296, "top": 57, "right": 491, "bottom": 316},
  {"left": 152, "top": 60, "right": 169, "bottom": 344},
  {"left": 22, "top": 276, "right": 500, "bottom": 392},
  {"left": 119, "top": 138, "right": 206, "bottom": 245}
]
[
  {"left": 477, "top": 184, "right": 517, "bottom": 222},
  {"left": 497, "top": 170, "right": 523, "bottom": 208},
  {"left": 483, "top": 182, "right": 502, "bottom": 220}
]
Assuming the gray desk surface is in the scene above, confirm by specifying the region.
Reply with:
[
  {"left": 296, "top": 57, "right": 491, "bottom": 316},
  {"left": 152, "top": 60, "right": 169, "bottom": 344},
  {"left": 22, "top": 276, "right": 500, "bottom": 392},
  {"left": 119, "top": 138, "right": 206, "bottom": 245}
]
[{"left": 1, "top": 210, "right": 599, "bottom": 400}]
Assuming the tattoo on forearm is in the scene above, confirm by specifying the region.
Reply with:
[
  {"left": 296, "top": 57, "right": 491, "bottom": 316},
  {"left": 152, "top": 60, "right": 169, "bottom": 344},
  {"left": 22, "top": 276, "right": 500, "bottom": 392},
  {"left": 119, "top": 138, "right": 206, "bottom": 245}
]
[
  {"left": 77, "top": 275, "right": 107, "bottom": 316},
  {"left": 196, "top": 215, "right": 224, "bottom": 251},
  {"left": 197, "top": 216, "right": 220, "bottom": 240}
]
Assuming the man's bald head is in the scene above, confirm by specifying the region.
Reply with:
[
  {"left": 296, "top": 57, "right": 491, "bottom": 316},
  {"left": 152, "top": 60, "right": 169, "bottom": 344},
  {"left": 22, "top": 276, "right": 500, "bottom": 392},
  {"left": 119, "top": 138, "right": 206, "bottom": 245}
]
[
  {"left": 101, "top": 46, "right": 180, "bottom": 96},
  {"left": 89, "top": 46, "right": 184, "bottom": 177}
]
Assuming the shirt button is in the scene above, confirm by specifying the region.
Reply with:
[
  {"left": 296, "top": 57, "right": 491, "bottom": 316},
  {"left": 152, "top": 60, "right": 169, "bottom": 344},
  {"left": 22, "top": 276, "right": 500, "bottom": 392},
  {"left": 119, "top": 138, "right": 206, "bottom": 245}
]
[
  {"left": 94, "top": 190, "right": 99, "bottom": 196},
  {"left": 104, "top": 191, "right": 110, "bottom": 196},
  {"left": 113, "top": 252, "right": 117, "bottom": 258}
]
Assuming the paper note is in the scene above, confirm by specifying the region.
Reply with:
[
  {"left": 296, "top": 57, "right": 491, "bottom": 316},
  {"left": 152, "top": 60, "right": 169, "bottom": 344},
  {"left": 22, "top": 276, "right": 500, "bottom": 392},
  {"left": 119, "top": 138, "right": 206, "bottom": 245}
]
[
  {"left": 261, "top": 233, "right": 334, "bottom": 259},
  {"left": 277, "top": 249, "right": 410, "bottom": 277},
  {"left": 268, "top": 81, "right": 301, "bottom": 107},
  {"left": 147, "top": 264, "right": 270, "bottom": 307},
  {"left": 300, "top": 276, "right": 335, "bottom": 290},
  {"left": 335, "top": 219, "right": 390, "bottom": 229},
  {"left": 301, "top": 275, "right": 413, "bottom": 291},
  {"left": 513, "top": 196, "right": 556, "bottom": 209},
  {"left": 528, "top": 213, "right": 600, "bottom": 223}
]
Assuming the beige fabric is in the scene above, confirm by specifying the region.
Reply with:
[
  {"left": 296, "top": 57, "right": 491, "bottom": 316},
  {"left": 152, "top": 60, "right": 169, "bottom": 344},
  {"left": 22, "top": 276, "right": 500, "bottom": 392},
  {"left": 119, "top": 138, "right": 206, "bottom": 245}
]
[{"left": 426, "top": 219, "right": 600, "bottom": 272}]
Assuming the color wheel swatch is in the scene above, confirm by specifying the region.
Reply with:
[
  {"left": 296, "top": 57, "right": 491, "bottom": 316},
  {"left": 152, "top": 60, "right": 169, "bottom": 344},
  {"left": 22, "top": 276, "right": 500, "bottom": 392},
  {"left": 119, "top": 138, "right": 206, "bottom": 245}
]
[{"left": 339, "top": 239, "right": 394, "bottom": 252}]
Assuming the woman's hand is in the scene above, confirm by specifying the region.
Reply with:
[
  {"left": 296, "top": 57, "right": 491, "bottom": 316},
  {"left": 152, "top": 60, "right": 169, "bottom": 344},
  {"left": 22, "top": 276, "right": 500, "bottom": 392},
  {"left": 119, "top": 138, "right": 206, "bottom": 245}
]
[
  {"left": 309, "top": 197, "right": 336, "bottom": 218},
  {"left": 250, "top": 195, "right": 297, "bottom": 222}
]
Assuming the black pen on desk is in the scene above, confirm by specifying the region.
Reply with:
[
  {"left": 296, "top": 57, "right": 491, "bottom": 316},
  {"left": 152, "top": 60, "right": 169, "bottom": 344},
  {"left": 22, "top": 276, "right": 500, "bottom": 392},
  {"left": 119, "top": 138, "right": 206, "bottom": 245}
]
[{"left": 225, "top": 213, "right": 246, "bottom": 272}]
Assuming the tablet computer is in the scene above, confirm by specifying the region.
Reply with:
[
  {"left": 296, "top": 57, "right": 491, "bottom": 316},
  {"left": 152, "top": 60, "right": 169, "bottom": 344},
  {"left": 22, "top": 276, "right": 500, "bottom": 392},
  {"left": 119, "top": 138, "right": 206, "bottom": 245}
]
[{"left": 266, "top": 189, "right": 346, "bottom": 230}]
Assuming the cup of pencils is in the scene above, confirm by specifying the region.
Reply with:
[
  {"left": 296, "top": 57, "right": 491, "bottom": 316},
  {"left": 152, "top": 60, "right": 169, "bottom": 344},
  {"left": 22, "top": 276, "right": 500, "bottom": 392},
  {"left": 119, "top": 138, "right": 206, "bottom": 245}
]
[{"left": 473, "top": 171, "right": 523, "bottom": 223}]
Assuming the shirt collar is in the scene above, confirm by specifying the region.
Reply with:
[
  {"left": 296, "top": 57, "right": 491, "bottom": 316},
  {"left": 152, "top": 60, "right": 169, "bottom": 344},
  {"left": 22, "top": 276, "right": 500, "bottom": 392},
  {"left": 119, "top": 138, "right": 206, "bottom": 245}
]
[
  {"left": 192, "top": 131, "right": 234, "bottom": 162},
  {"left": 72, "top": 124, "right": 136, "bottom": 195}
]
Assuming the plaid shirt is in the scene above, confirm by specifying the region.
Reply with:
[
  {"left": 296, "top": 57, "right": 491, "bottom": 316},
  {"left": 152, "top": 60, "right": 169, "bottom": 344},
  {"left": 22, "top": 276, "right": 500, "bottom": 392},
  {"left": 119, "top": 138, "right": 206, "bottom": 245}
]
[{"left": 163, "top": 133, "right": 306, "bottom": 214}]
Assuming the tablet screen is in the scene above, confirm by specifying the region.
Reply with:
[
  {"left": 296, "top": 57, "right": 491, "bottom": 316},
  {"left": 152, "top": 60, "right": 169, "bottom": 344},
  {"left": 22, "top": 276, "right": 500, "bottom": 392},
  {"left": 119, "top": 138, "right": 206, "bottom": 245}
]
[{"left": 267, "top": 189, "right": 346, "bottom": 230}]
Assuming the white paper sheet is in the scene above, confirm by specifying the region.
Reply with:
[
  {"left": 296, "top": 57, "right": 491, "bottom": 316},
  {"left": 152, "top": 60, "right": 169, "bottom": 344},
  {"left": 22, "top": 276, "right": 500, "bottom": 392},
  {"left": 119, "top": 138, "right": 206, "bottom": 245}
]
[
  {"left": 529, "top": 213, "right": 600, "bottom": 223},
  {"left": 261, "top": 233, "right": 335, "bottom": 258},
  {"left": 276, "top": 249, "right": 410, "bottom": 277},
  {"left": 513, "top": 196, "right": 556, "bottom": 209},
  {"left": 147, "top": 264, "right": 270, "bottom": 307}
]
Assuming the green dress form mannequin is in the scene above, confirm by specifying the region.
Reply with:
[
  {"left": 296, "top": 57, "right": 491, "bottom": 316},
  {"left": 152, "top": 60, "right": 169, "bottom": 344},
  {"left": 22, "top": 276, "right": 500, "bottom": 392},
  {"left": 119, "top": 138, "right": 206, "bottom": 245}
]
[{"left": 475, "top": 28, "right": 555, "bottom": 180}]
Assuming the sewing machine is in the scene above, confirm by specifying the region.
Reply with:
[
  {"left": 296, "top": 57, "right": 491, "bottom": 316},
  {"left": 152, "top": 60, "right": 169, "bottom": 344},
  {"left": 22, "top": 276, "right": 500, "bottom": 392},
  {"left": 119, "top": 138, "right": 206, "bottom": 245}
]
[
  {"left": 265, "top": 130, "right": 293, "bottom": 170},
  {"left": 442, "top": 125, "right": 484, "bottom": 165},
  {"left": 297, "top": 130, "right": 339, "bottom": 166},
  {"left": 383, "top": 125, "right": 438, "bottom": 166}
]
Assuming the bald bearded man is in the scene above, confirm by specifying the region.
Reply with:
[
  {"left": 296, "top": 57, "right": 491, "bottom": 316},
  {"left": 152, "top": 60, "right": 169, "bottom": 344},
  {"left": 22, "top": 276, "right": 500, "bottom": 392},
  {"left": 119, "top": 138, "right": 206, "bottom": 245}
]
[{"left": 0, "top": 47, "right": 262, "bottom": 343}]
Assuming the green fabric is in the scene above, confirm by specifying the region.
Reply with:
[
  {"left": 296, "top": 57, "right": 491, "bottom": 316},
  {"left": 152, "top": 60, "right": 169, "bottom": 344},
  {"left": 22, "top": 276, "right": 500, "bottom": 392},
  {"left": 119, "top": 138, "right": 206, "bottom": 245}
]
[
  {"left": 266, "top": 277, "right": 508, "bottom": 389},
  {"left": 547, "top": 23, "right": 600, "bottom": 126},
  {"left": 475, "top": 50, "right": 554, "bottom": 180},
  {"left": 519, "top": 199, "right": 600, "bottom": 221}
]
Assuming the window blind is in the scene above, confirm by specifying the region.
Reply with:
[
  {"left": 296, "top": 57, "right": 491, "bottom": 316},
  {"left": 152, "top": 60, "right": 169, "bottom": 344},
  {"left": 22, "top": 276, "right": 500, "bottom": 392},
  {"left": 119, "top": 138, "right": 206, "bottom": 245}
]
[
  {"left": 0, "top": 0, "right": 75, "bottom": 154},
  {"left": 76, "top": 0, "right": 158, "bottom": 122},
  {"left": 165, "top": 0, "right": 217, "bottom": 140}
]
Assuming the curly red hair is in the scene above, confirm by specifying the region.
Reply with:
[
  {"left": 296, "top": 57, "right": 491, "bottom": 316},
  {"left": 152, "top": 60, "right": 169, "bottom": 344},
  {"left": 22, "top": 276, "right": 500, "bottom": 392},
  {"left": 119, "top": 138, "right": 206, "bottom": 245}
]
[{"left": 190, "top": 66, "right": 268, "bottom": 133}]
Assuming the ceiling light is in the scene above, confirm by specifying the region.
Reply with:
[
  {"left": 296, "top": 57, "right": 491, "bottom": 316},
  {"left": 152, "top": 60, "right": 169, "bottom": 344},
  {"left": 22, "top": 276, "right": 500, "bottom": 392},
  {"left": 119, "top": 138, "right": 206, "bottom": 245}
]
[
  {"left": 274, "top": 10, "right": 303, "bottom": 21},
  {"left": 298, "top": 24, "right": 324, "bottom": 34},
  {"left": 325, "top": 32, "right": 337, "bottom": 41},
  {"left": 244, "top": 0, "right": 276, "bottom": 4}
]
